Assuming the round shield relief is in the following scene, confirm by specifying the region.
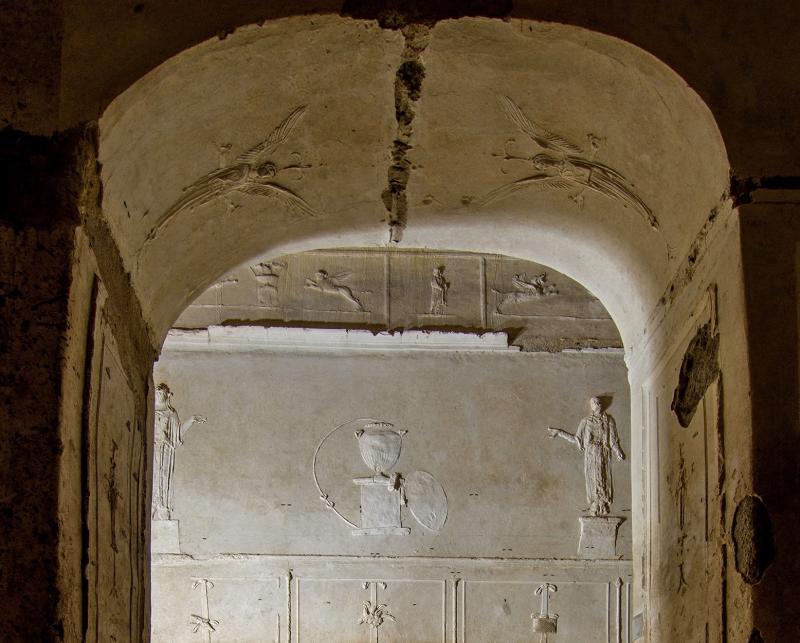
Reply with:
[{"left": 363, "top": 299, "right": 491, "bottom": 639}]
[{"left": 405, "top": 470, "right": 448, "bottom": 532}]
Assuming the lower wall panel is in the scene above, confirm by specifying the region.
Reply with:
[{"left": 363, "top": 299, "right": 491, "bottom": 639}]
[{"left": 152, "top": 556, "right": 632, "bottom": 642}]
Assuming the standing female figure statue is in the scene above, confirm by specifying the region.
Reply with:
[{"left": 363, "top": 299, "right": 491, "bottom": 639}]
[
  {"left": 152, "top": 383, "right": 206, "bottom": 520},
  {"left": 548, "top": 396, "right": 625, "bottom": 516}
]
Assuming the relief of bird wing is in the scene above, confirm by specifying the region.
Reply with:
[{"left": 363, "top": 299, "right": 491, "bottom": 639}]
[
  {"left": 329, "top": 271, "right": 352, "bottom": 281},
  {"left": 238, "top": 181, "right": 320, "bottom": 219},
  {"left": 145, "top": 165, "right": 245, "bottom": 243},
  {"left": 500, "top": 96, "right": 584, "bottom": 155},
  {"left": 235, "top": 105, "right": 308, "bottom": 166},
  {"left": 568, "top": 156, "right": 628, "bottom": 184},
  {"left": 577, "top": 165, "right": 659, "bottom": 229},
  {"left": 475, "top": 174, "right": 577, "bottom": 207}
]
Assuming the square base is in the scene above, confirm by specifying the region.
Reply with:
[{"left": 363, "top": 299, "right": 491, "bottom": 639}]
[
  {"left": 578, "top": 515, "right": 624, "bottom": 559},
  {"left": 353, "top": 476, "right": 405, "bottom": 532},
  {"left": 151, "top": 519, "right": 181, "bottom": 553},
  {"left": 352, "top": 527, "right": 411, "bottom": 536}
]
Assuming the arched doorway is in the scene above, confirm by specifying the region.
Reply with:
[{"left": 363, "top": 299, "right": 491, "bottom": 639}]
[
  {"left": 84, "top": 13, "right": 732, "bottom": 641},
  {"left": 151, "top": 246, "right": 632, "bottom": 641}
]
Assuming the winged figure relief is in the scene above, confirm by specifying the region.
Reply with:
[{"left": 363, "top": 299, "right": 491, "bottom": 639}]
[
  {"left": 304, "top": 270, "right": 367, "bottom": 312},
  {"left": 477, "top": 96, "right": 658, "bottom": 230},
  {"left": 144, "top": 106, "right": 319, "bottom": 245}
]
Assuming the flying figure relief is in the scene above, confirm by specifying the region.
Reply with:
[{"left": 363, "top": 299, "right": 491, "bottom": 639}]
[
  {"left": 304, "top": 269, "right": 367, "bottom": 312},
  {"left": 144, "top": 106, "right": 318, "bottom": 246},
  {"left": 492, "top": 271, "right": 558, "bottom": 313},
  {"left": 478, "top": 96, "right": 658, "bottom": 230}
]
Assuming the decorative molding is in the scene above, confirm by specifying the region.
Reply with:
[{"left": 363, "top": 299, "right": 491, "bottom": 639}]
[
  {"left": 480, "top": 96, "right": 658, "bottom": 231},
  {"left": 531, "top": 582, "right": 558, "bottom": 634},
  {"left": 153, "top": 557, "right": 633, "bottom": 641},
  {"left": 359, "top": 600, "right": 395, "bottom": 629},
  {"left": 175, "top": 248, "right": 621, "bottom": 348},
  {"left": 152, "top": 553, "right": 634, "bottom": 572},
  {"left": 162, "top": 326, "right": 519, "bottom": 353},
  {"left": 190, "top": 578, "right": 220, "bottom": 639}
]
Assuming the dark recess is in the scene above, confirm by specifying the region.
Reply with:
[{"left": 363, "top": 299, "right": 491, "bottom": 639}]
[{"left": 732, "top": 495, "right": 776, "bottom": 585}]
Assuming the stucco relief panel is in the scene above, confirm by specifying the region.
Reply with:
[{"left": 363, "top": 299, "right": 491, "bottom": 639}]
[
  {"left": 173, "top": 250, "right": 622, "bottom": 351},
  {"left": 387, "top": 252, "right": 484, "bottom": 328},
  {"left": 642, "top": 288, "right": 724, "bottom": 640},
  {"left": 462, "top": 579, "right": 627, "bottom": 643},
  {"left": 86, "top": 288, "right": 145, "bottom": 643}
]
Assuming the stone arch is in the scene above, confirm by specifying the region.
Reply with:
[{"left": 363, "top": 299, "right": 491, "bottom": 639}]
[
  {"left": 97, "top": 15, "right": 729, "bottom": 349},
  {"left": 91, "top": 13, "right": 733, "bottom": 641}
]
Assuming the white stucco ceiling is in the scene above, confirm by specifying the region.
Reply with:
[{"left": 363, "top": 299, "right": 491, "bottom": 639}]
[{"left": 99, "top": 15, "right": 729, "bottom": 348}]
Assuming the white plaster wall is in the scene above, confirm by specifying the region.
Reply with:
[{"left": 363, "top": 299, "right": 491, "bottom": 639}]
[
  {"left": 151, "top": 335, "right": 633, "bottom": 641},
  {"left": 154, "top": 344, "right": 631, "bottom": 559}
]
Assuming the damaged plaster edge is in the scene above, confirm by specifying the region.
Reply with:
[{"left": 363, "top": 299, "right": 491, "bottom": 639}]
[
  {"left": 161, "top": 326, "right": 519, "bottom": 353},
  {"left": 627, "top": 197, "right": 734, "bottom": 374},
  {"left": 381, "top": 23, "right": 430, "bottom": 243}
]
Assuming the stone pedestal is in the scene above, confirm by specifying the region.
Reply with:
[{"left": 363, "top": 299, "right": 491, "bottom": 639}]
[
  {"left": 352, "top": 476, "right": 410, "bottom": 536},
  {"left": 578, "top": 516, "right": 623, "bottom": 559},
  {"left": 152, "top": 519, "right": 181, "bottom": 553}
]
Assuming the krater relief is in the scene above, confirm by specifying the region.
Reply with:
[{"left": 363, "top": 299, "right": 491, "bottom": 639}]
[
  {"left": 480, "top": 96, "right": 658, "bottom": 230},
  {"left": 144, "top": 105, "right": 319, "bottom": 247},
  {"left": 547, "top": 396, "right": 627, "bottom": 558},
  {"left": 313, "top": 419, "right": 447, "bottom": 536}
]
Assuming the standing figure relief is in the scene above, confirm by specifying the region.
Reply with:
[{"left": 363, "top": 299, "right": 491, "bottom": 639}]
[
  {"left": 547, "top": 396, "right": 626, "bottom": 516},
  {"left": 152, "top": 383, "right": 206, "bottom": 521},
  {"left": 429, "top": 265, "right": 449, "bottom": 315},
  {"left": 479, "top": 96, "right": 658, "bottom": 230}
]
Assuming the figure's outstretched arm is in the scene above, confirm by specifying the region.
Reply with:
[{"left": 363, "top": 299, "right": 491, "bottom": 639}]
[
  {"left": 179, "top": 415, "right": 207, "bottom": 444},
  {"left": 547, "top": 427, "right": 581, "bottom": 448}
]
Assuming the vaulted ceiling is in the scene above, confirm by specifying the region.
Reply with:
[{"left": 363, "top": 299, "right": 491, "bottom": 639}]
[{"left": 98, "top": 16, "right": 729, "bottom": 347}]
